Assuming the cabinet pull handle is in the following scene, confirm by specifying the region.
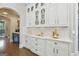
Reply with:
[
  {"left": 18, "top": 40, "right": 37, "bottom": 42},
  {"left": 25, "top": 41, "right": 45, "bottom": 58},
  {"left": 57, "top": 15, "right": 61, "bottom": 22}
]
[
  {"left": 53, "top": 48, "right": 55, "bottom": 53},
  {"left": 56, "top": 49, "right": 58, "bottom": 54}
]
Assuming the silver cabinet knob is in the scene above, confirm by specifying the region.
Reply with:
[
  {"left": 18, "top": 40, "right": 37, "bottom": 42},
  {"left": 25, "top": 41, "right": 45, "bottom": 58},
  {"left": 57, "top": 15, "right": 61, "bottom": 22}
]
[{"left": 56, "top": 49, "right": 58, "bottom": 54}]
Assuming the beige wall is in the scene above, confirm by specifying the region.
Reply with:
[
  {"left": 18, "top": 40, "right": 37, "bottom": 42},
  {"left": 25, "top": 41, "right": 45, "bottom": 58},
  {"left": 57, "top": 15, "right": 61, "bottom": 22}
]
[
  {"left": 9, "top": 16, "right": 18, "bottom": 42},
  {"left": 5, "top": 18, "right": 10, "bottom": 37}
]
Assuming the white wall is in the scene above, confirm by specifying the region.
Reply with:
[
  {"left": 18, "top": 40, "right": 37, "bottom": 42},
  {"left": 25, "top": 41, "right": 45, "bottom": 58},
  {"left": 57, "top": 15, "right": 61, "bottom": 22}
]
[{"left": 68, "top": 3, "right": 78, "bottom": 54}]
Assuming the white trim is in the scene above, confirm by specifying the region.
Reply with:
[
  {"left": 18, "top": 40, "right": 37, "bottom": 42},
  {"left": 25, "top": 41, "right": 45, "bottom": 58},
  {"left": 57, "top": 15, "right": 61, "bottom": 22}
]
[{"left": 74, "top": 3, "right": 78, "bottom": 52}]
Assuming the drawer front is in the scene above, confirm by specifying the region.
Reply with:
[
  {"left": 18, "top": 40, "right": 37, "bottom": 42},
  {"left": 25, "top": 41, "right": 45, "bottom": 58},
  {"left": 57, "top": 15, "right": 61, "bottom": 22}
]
[{"left": 53, "top": 41, "right": 69, "bottom": 47}]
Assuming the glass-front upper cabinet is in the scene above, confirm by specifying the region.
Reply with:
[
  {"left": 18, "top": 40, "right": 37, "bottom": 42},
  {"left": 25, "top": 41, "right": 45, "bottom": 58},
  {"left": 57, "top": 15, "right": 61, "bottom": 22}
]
[{"left": 26, "top": 3, "right": 69, "bottom": 27}]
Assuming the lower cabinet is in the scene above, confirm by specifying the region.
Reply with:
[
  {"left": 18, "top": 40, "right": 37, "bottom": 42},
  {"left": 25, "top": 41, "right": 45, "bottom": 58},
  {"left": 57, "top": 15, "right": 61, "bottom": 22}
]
[
  {"left": 25, "top": 37, "right": 32, "bottom": 49},
  {"left": 31, "top": 38, "right": 46, "bottom": 56},
  {"left": 25, "top": 37, "right": 71, "bottom": 56},
  {"left": 51, "top": 41, "right": 69, "bottom": 56},
  {"left": 43, "top": 40, "right": 70, "bottom": 56},
  {"left": 45, "top": 40, "right": 54, "bottom": 56},
  {"left": 37, "top": 39, "right": 46, "bottom": 56}
]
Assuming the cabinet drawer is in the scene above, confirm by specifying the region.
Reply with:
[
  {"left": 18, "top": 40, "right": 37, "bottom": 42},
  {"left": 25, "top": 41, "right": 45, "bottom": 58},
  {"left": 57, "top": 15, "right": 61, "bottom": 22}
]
[{"left": 53, "top": 41, "right": 68, "bottom": 47}]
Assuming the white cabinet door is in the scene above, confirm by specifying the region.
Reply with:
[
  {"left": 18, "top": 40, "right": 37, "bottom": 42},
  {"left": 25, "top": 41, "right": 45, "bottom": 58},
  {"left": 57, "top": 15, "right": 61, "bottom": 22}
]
[
  {"left": 45, "top": 4, "right": 57, "bottom": 26},
  {"left": 31, "top": 11, "right": 35, "bottom": 26},
  {"left": 26, "top": 4, "right": 31, "bottom": 26},
  {"left": 29, "top": 38, "right": 38, "bottom": 55},
  {"left": 56, "top": 42, "right": 69, "bottom": 56},
  {"left": 53, "top": 41, "right": 69, "bottom": 56},
  {"left": 28, "top": 37, "right": 34, "bottom": 49},
  {"left": 46, "top": 40, "right": 70, "bottom": 56},
  {"left": 30, "top": 38, "right": 36, "bottom": 52},
  {"left": 37, "top": 39, "right": 46, "bottom": 56},
  {"left": 45, "top": 40, "right": 54, "bottom": 56},
  {"left": 56, "top": 3, "right": 68, "bottom": 26},
  {"left": 25, "top": 37, "right": 37, "bottom": 52},
  {"left": 31, "top": 4, "right": 36, "bottom": 26},
  {"left": 24, "top": 36, "right": 29, "bottom": 48},
  {"left": 30, "top": 37, "right": 39, "bottom": 54},
  {"left": 26, "top": 6, "right": 29, "bottom": 26},
  {"left": 26, "top": 12, "right": 29, "bottom": 26},
  {"left": 46, "top": 41, "right": 59, "bottom": 56},
  {"left": 25, "top": 37, "right": 32, "bottom": 49},
  {"left": 29, "top": 11, "right": 33, "bottom": 26},
  {"left": 26, "top": 4, "right": 35, "bottom": 27}
]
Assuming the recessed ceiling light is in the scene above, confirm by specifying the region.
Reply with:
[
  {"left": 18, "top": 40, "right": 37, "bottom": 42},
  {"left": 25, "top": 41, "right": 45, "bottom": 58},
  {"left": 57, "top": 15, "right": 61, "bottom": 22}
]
[{"left": 3, "top": 12, "right": 8, "bottom": 15}]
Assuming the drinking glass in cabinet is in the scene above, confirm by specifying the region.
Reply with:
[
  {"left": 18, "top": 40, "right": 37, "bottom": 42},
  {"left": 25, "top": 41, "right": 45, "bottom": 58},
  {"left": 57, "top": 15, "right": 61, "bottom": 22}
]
[
  {"left": 27, "top": 8, "right": 30, "bottom": 12},
  {"left": 35, "top": 16, "right": 39, "bottom": 25},
  {"left": 31, "top": 6, "right": 34, "bottom": 11},
  {"left": 35, "top": 10, "right": 39, "bottom": 25},
  {"left": 35, "top": 10, "right": 39, "bottom": 15},
  {"left": 41, "top": 3, "right": 44, "bottom": 6},
  {"left": 35, "top": 3, "right": 39, "bottom": 8},
  {"left": 41, "top": 8, "right": 45, "bottom": 15},
  {"left": 41, "top": 8, "right": 45, "bottom": 24},
  {"left": 41, "top": 18, "right": 45, "bottom": 24}
]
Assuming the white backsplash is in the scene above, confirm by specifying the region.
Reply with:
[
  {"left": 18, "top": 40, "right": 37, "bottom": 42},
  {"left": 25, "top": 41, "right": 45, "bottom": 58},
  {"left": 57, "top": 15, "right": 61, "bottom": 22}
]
[{"left": 27, "top": 27, "right": 69, "bottom": 39}]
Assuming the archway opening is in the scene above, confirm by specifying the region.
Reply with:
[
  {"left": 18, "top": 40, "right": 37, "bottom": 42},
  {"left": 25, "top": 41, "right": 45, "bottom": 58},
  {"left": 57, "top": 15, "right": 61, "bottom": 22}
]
[{"left": 0, "top": 7, "right": 20, "bottom": 45}]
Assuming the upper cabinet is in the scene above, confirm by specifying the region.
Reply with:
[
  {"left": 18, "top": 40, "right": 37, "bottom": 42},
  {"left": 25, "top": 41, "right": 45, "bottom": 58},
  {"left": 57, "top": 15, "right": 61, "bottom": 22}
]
[
  {"left": 45, "top": 4, "right": 56, "bottom": 26},
  {"left": 56, "top": 3, "right": 69, "bottom": 26},
  {"left": 26, "top": 3, "right": 69, "bottom": 27},
  {"left": 26, "top": 4, "right": 35, "bottom": 26}
]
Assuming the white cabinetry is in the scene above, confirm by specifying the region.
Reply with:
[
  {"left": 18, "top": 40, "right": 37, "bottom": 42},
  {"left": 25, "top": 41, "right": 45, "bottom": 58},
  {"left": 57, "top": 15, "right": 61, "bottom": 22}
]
[
  {"left": 45, "top": 3, "right": 68, "bottom": 27},
  {"left": 25, "top": 37, "right": 32, "bottom": 49},
  {"left": 30, "top": 38, "right": 37, "bottom": 52},
  {"left": 45, "top": 40, "right": 54, "bottom": 56},
  {"left": 26, "top": 4, "right": 35, "bottom": 27},
  {"left": 56, "top": 3, "right": 68, "bottom": 26},
  {"left": 51, "top": 41, "right": 69, "bottom": 56},
  {"left": 30, "top": 38, "right": 46, "bottom": 56},
  {"left": 37, "top": 39, "right": 46, "bottom": 55},
  {"left": 25, "top": 36, "right": 71, "bottom": 56},
  {"left": 46, "top": 40, "right": 70, "bottom": 56},
  {"left": 45, "top": 4, "right": 56, "bottom": 26},
  {"left": 30, "top": 10, "right": 35, "bottom": 26},
  {"left": 26, "top": 3, "right": 69, "bottom": 27}
]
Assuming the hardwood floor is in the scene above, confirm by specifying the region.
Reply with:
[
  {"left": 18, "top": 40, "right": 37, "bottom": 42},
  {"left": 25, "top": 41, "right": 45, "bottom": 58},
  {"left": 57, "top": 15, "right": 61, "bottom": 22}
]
[
  {"left": 4, "top": 43, "right": 38, "bottom": 56},
  {"left": 0, "top": 37, "right": 38, "bottom": 56}
]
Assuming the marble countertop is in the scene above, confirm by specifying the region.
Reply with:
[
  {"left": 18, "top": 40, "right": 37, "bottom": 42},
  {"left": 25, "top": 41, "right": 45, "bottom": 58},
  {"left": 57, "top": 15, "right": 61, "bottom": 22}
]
[{"left": 26, "top": 34, "right": 72, "bottom": 43}]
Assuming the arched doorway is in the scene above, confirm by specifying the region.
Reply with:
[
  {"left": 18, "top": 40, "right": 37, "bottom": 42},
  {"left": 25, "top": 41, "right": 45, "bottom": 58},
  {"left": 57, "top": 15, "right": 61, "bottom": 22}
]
[{"left": 0, "top": 7, "right": 20, "bottom": 44}]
